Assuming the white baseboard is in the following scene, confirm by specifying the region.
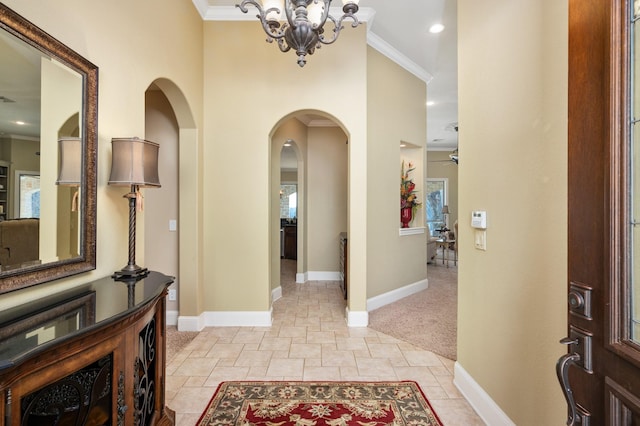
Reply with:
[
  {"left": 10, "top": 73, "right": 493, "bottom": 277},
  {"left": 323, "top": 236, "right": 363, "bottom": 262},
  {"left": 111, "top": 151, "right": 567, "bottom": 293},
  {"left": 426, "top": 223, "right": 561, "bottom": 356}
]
[
  {"left": 177, "top": 314, "right": 206, "bottom": 331},
  {"left": 366, "top": 278, "right": 429, "bottom": 312},
  {"left": 454, "top": 362, "right": 515, "bottom": 426},
  {"left": 177, "top": 309, "right": 273, "bottom": 331},
  {"left": 272, "top": 286, "right": 282, "bottom": 302},
  {"left": 295, "top": 271, "right": 341, "bottom": 283},
  {"left": 166, "top": 310, "right": 178, "bottom": 326},
  {"left": 307, "top": 271, "right": 341, "bottom": 281},
  {"left": 346, "top": 307, "right": 368, "bottom": 327}
]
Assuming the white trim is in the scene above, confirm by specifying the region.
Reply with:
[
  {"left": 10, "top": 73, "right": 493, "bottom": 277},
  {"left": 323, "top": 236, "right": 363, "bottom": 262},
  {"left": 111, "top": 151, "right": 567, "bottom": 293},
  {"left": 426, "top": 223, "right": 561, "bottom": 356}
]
[
  {"left": 205, "top": 310, "right": 273, "bottom": 327},
  {"left": 199, "top": 4, "right": 376, "bottom": 23},
  {"left": 367, "top": 278, "right": 429, "bottom": 311},
  {"left": 191, "top": 0, "right": 209, "bottom": 18},
  {"left": 308, "top": 271, "right": 341, "bottom": 281},
  {"left": 177, "top": 314, "right": 205, "bottom": 332},
  {"left": 346, "top": 307, "right": 368, "bottom": 327},
  {"left": 296, "top": 272, "right": 307, "bottom": 283},
  {"left": 193, "top": 4, "right": 429, "bottom": 84},
  {"left": 399, "top": 227, "right": 426, "bottom": 236},
  {"left": 366, "top": 32, "right": 432, "bottom": 83},
  {"left": 166, "top": 310, "right": 179, "bottom": 327},
  {"left": 177, "top": 309, "right": 273, "bottom": 330},
  {"left": 454, "top": 362, "right": 516, "bottom": 426},
  {"left": 307, "top": 119, "right": 341, "bottom": 127},
  {"left": 272, "top": 286, "right": 282, "bottom": 302}
]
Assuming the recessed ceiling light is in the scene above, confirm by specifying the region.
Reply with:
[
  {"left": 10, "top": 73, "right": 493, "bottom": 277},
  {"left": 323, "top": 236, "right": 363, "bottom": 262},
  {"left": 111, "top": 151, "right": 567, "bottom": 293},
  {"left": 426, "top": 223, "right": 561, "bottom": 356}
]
[
  {"left": 429, "top": 23, "right": 445, "bottom": 34},
  {"left": 426, "top": 101, "right": 435, "bottom": 106},
  {"left": 400, "top": 143, "right": 407, "bottom": 148},
  {"left": 15, "top": 121, "right": 25, "bottom": 125}
]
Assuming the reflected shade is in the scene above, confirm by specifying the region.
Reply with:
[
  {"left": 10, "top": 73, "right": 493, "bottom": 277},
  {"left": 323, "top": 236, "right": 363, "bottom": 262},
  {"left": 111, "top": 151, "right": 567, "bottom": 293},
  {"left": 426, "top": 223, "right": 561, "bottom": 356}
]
[{"left": 56, "top": 137, "right": 81, "bottom": 185}]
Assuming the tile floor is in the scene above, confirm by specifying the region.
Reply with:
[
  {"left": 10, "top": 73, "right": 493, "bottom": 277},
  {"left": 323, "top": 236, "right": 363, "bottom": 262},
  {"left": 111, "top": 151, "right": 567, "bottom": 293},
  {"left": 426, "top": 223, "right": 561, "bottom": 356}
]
[{"left": 166, "top": 265, "right": 485, "bottom": 425}]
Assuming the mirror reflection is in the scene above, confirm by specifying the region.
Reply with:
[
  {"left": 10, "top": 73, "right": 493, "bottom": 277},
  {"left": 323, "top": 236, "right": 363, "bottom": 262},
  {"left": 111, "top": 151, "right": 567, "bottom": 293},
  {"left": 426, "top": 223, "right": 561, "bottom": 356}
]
[{"left": 0, "top": 15, "right": 82, "bottom": 272}]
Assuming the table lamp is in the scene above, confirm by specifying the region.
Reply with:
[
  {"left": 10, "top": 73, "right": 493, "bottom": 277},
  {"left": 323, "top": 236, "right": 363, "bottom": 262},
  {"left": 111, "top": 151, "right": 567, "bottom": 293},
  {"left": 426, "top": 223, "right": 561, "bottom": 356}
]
[{"left": 108, "top": 137, "right": 160, "bottom": 279}]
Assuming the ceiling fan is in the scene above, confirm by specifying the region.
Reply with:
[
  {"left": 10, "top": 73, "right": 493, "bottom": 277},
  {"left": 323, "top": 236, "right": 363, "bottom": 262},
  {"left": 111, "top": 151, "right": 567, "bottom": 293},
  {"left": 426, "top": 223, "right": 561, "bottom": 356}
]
[
  {"left": 428, "top": 122, "right": 458, "bottom": 165},
  {"left": 428, "top": 149, "right": 458, "bottom": 166}
]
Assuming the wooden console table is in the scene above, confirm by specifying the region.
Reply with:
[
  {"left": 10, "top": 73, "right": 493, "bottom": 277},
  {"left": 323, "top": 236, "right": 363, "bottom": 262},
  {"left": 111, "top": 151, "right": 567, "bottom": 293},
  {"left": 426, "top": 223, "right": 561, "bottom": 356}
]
[
  {"left": 339, "top": 233, "right": 347, "bottom": 299},
  {"left": 0, "top": 271, "right": 174, "bottom": 425}
]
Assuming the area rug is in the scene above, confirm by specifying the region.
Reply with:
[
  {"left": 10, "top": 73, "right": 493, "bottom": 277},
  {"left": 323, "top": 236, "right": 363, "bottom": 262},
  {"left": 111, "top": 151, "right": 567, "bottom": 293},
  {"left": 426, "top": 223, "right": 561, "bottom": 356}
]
[{"left": 197, "top": 381, "right": 443, "bottom": 425}]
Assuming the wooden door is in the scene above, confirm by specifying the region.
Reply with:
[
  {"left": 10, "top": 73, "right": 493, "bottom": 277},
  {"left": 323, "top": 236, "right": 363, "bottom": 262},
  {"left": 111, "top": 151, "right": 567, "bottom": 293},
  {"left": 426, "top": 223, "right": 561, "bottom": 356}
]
[{"left": 562, "top": 0, "right": 640, "bottom": 423}]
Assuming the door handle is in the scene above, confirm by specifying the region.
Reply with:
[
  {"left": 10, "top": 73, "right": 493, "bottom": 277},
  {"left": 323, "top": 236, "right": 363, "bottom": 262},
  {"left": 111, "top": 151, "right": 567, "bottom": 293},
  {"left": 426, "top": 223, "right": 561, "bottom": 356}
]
[{"left": 557, "top": 337, "right": 581, "bottom": 426}]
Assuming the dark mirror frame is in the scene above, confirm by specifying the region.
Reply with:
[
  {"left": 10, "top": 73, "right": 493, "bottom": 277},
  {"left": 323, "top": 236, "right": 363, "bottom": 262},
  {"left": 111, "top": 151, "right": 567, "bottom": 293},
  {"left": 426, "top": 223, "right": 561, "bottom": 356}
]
[{"left": 0, "top": 4, "right": 97, "bottom": 294}]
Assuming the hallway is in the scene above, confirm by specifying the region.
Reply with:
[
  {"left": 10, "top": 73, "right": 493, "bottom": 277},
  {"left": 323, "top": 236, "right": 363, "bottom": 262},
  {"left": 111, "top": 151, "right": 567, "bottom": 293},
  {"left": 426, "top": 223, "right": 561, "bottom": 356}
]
[{"left": 166, "top": 261, "right": 484, "bottom": 425}]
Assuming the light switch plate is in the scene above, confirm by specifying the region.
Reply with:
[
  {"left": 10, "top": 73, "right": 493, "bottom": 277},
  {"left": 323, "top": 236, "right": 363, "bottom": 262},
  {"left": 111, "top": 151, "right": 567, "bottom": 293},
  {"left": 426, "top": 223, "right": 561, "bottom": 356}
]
[
  {"left": 169, "top": 219, "right": 177, "bottom": 232},
  {"left": 474, "top": 230, "right": 486, "bottom": 250}
]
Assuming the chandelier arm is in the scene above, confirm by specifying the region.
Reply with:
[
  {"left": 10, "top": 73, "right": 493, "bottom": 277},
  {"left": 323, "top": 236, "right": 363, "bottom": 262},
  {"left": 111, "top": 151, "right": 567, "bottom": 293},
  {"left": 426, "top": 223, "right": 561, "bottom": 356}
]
[
  {"left": 237, "top": 0, "right": 287, "bottom": 40},
  {"left": 277, "top": 37, "right": 292, "bottom": 52},
  {"left": 284, "top": 0, "right": 296, "bottom": 29},
  {"left": 312, "top": 0, "right": 332, "bottom": 31},
  {"left": 317, "top": 12, "right": 359, "bottom": 45}
]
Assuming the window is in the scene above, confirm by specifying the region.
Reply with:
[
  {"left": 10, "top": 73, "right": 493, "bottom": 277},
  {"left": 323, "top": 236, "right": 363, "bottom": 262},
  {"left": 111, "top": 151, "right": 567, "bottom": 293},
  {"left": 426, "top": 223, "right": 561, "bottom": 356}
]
[
  {"left": 16, "top": 171, "right": 40, "bottom": 218},
  {"left": 425, "top": 178, "right": 448, "bottom": 237}
]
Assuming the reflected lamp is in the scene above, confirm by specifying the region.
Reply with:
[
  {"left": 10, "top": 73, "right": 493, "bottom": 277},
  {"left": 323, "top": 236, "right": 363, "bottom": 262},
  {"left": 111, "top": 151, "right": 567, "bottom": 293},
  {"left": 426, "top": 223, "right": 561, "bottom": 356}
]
[{"left": 56, "top": 137, "right": 82, "bottom": 211}]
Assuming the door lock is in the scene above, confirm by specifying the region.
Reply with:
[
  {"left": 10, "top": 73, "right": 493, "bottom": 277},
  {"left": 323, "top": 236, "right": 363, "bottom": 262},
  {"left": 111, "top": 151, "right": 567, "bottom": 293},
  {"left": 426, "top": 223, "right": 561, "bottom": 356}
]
[{"left": 569, "top": 282, "right": 592, "bottom": 319}]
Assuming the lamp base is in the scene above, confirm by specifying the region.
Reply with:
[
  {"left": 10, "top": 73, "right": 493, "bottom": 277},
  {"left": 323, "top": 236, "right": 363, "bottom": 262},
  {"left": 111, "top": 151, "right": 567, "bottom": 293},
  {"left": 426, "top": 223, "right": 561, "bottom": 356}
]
[{"left": 112, "top": 266, "right": 149, "bottom": 281}]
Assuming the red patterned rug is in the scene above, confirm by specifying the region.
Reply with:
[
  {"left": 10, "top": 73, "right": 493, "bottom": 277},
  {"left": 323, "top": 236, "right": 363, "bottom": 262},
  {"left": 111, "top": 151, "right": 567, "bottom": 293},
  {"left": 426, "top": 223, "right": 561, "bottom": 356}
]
[{"left": 197, "top": 381, "right": 443, "bottom": 425}]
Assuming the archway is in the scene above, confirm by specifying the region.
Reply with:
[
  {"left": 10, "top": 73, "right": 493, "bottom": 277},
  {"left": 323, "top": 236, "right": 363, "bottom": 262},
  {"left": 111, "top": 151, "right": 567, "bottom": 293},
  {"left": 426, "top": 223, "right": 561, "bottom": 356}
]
[
  {"left": 143, "top": 78, "right": 200, "bottom": 328},
  {"left": 269, "top": 110, "right": 349, "bottom": 307}
]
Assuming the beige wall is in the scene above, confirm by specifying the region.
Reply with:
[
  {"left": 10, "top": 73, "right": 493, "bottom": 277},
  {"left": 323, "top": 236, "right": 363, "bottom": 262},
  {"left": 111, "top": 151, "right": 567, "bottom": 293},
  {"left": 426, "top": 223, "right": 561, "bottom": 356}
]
[
  {"left": 457, "top": 0, "right": 567, "bottom": 424},
  {"left": 203, "top": 21, "right": 368, "bottom": 312},
  {"left": 145, "top": 89, "right": 180, "bottom": 313},
  {"left": 366, "top": 47, "right": 427, "bottom": 298},
  {"left": 0, "top": 0, "right": 203, "bottom": 310},
  {"left": 307, "top": 126, "right": 348, "bottom": 272},
  {"left": 427, "top": 150, "right": 458, "bottom": 230}
]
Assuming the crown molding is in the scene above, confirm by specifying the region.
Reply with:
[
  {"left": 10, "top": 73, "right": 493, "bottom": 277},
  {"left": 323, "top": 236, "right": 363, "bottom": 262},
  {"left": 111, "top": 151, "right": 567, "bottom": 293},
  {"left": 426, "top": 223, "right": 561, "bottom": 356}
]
[
  {"left": 197, "top": 2, "right": 376, "bottom": 23},
  {"left": 191, "top": 2, "right": 430, "bottom": 83},
  {"left": 366, "top": 32, "right": 432, "bottom": 84}
]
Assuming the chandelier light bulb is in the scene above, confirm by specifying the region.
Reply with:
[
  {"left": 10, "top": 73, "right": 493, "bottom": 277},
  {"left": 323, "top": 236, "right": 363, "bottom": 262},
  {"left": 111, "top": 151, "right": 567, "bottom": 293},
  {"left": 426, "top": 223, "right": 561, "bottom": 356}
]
[
  {"left": 262, "top": 0, "right": 284, "bottom": 21},
  {"left": 307, "top": 2, "right": 325, "bottom": 26}
]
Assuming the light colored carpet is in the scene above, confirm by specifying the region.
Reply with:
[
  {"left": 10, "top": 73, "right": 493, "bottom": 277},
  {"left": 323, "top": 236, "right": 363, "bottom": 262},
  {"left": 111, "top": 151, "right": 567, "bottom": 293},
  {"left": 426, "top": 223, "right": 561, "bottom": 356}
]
[
  {"left": 166, "top": 326, "right": 199, "bottom": 362},
  {"left": 369, "top": 260, "right": 457, "bottom": 360},
  {"left": 166, "top": 259, "right": 457, "bottom": 361}
]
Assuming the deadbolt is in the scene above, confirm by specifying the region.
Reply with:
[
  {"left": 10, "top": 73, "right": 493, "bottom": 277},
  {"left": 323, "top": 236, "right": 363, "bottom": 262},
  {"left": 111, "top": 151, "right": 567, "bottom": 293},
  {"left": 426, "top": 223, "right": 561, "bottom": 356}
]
[{"left": 569, "top": 282, "right": 592, "bottom": 319}]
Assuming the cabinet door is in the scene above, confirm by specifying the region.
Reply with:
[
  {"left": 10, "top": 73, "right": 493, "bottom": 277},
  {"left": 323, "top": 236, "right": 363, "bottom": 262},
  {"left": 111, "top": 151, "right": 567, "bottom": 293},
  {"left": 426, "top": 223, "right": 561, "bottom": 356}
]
[{"left": 7, "top": 334, "right": 125, "bottom": 425}]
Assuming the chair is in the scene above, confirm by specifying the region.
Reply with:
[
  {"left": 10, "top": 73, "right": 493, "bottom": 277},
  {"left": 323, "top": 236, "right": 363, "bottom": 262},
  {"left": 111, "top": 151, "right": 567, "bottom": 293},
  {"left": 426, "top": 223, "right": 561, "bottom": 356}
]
[{"left": 427, "top": 236, "right": 438, "bottom": 263}]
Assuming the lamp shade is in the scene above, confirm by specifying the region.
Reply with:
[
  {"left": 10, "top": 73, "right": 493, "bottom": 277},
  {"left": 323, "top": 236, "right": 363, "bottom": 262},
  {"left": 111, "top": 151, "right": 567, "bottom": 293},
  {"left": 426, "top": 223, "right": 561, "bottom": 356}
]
[
  {"left": 441, "top": 205, "right": 450, "bottom": 214},
  {"left": 56, "top": 137, "right": 82, "bottom": 185},
  {"left": 108, "top": 137, "right": 161, "bottom": 187},
  {"left": 262, "top": 0, "right": 284, "bottom": 21}
]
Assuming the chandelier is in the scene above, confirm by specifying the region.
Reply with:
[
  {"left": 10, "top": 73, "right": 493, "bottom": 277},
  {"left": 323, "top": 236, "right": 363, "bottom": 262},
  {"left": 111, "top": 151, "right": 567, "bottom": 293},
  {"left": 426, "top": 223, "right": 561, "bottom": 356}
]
[{"left": 236, "top": 0, "right": 361, "bottom": 67}]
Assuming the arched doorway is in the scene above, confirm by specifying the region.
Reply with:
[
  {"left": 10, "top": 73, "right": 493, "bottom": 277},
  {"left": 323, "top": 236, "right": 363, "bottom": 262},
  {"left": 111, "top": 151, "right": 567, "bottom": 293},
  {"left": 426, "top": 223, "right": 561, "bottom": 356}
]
[
  {"left": 143, "top": 79, "right": 199, "bottom": 327},
  {"left": 269, "top": 111, "right": 349, "bottom": 306}
]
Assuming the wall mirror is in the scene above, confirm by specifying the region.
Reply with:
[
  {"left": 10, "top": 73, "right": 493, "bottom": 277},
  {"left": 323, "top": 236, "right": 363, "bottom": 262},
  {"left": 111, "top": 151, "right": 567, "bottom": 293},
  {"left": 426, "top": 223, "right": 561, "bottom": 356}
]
[{"left": 0, "top": 4, "right": 97, "bottom": 293}]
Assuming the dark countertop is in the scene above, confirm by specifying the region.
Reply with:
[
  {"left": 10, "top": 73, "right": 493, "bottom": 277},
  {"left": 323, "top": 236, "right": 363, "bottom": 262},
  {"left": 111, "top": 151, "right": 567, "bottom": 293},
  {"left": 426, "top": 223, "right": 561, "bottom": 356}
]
[{"left": 0, "top": 271, "right": 173, "bottom": 371}]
